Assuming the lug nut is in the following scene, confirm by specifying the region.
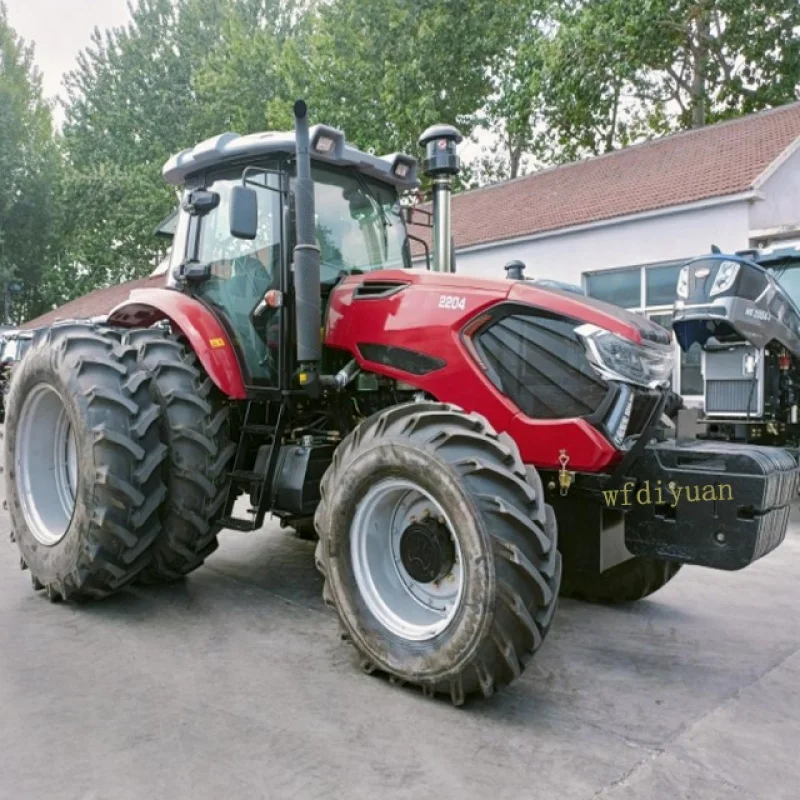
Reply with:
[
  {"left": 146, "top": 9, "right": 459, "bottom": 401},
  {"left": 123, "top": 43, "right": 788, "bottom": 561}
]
[{"left": 714, "top": 531, "right": 727, "bottom": 544}]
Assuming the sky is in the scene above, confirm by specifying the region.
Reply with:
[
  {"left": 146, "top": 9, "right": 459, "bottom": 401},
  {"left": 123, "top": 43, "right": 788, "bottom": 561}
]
[{"left": 5, "top": 0, "right": 132, "bottom": 102}]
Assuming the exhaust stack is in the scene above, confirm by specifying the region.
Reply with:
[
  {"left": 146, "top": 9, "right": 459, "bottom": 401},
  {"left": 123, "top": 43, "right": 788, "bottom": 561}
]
[
  {"left": 418, "top": 124, "right": 462, "bottom": 272},
  {"left": 292, "top": 99, "right": 322, "bottom": 382}
]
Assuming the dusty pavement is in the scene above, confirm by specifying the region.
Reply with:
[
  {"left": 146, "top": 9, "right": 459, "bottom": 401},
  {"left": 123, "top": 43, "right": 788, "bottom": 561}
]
[{"left": 1, "top": 483, "right": 799, "bottom": 800}]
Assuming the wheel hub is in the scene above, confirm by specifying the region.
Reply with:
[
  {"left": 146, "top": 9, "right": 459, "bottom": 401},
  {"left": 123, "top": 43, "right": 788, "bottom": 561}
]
[
  {"left": 15, "top": 383, "right": 78, "bottom": 546},
  {"left": 399, "top": 518, "right": 455, "bottom": 583},
  {"left": 350, "top": 478, "right": 464, "bottom": 641}
]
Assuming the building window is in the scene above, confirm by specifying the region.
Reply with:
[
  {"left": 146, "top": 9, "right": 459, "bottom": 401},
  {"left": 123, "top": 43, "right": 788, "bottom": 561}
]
[
  {"left": 645, "top": 263, "right": 684, "bottom": 306},
  {"left": 584, "top": 258, "right": 699, "bottom": 396},
  {"left": 584, "top": 268, "right": 641, "bottom": 308}
]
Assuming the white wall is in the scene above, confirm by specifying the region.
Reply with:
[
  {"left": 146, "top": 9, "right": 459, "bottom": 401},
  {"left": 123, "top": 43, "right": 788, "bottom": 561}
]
[
  {"left": 749, "top": 145, "right": 800, "bottom": 233},
  {"left": 452, "top": 200, "right": 752, "bottom": 283}
]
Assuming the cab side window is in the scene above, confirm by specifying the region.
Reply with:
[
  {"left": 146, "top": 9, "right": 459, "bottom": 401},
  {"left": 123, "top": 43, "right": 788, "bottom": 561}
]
[{"left": 194, "top": 168, "right": 282, "bottom": 383}]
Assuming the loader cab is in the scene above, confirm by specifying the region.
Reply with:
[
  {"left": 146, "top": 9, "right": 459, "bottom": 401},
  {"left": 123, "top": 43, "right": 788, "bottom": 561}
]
[{"left": 166, "top": 142, "right": 416, "bottom": 390}]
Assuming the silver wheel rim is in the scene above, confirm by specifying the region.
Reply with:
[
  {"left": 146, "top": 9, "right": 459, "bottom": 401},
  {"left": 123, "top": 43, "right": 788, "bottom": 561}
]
[
  {"left": 15, "top": 384, "right": 79, "bottom": 546},
  {"left": 350, "top": 478, "right": 464, "bottom": 641}
]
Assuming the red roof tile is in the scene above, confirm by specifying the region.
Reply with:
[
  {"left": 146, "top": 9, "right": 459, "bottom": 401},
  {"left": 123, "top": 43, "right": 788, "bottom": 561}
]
[{"left": 414, "top": 101, "right": 800, "bottom": 251}]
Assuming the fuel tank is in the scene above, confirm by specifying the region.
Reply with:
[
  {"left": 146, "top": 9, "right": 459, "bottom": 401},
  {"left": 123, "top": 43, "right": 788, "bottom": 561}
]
[{"left": 325, "top": 269, "right": 670, "bottom": 471}]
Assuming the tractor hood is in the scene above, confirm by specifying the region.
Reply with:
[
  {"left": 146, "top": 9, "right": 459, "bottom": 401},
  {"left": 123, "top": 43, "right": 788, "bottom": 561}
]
[
  {"left": 328, "top": 269, "right": 670, "bottom": 347},
  {"left": 672, "top": 255, "right": 800, "bottom": 353}
]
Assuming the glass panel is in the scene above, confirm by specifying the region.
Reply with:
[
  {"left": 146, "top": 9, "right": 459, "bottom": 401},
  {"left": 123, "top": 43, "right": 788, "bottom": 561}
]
[
  {"left": 771, "top": 266, "right": 800, "bottom": 307},
  {"left": 585, "top": 268, "right": 640, "bottom": 308},
  {"left": 195, "top": 170, "right": 282, "bottom": 383},
  {"left": 168, "top": 210, "right": 191, "bottom": 273},
  {"left": 648, "top": 309, "right": 704, "bottom": 396},
  {"left": 645, "top": 263, "right": 682, "bottom": 306},
  {"left": 307, "top": 166, "right": 408, "bottom": 285},
  {"left": 681, "top": 343, "right": 703, "bottom": 395}
]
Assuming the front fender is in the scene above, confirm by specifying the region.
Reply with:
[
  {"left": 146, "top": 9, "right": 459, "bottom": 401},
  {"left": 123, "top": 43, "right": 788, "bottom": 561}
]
[{"left": 108, "top": 287, "right": 247, "bottom": 399}]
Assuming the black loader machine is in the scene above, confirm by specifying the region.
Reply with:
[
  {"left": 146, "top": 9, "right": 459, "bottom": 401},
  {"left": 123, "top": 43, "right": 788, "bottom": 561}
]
[
  {"left": 673, "top": 246, "right": 800, "bottom": 453},
  {"left": 4, "top": 102, "right": 797, "bottom": 704}
]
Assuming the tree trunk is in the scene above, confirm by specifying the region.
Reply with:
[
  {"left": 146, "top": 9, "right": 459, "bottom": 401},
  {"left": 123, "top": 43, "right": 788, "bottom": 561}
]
[
  {"left": 690, "top": 6, "right": 710, "bottom": 128},
  {"left": 605, "top": 80, "right": 621, "bottom": 152},
  {"left": 509, "top": 145, "right": 522, "bottom": 180}
]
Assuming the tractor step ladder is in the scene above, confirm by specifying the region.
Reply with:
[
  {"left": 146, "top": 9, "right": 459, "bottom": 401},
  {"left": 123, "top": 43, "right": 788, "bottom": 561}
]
[{"left": 219, "top": 400, "right": 286, "bottom": 533}]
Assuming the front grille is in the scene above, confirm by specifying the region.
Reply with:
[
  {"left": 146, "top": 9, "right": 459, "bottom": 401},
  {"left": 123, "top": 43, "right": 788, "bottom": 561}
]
[{"left": 706, "top": 379, "right": 759, "bottom": 414}]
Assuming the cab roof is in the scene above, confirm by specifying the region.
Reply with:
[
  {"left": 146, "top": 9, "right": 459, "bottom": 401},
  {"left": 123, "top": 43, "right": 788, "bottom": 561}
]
[{"left": 163, "top": 124, "right": 420, "bottom": 190}]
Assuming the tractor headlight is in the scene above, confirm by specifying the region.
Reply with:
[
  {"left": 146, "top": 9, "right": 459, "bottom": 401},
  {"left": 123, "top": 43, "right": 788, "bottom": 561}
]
[
  {"left": 709, "top": 261, "right": 740, "bottom": 296},
  {"left": 676, "top": 266, "right": 689, "bottom": 299},
  {"left": 576, "top": 324, "right": 674, "bottom": 389}
]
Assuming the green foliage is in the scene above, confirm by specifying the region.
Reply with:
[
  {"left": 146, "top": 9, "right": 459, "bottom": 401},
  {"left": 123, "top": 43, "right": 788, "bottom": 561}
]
[
  {"left": 538, "top": 0, "right": 800, "bottom": 159},
  {"left": 0, "top": 1, "right": 61, "bottom": 322},
  {"left": 301, "top": 0, "right": 509, "bottom": 157}
]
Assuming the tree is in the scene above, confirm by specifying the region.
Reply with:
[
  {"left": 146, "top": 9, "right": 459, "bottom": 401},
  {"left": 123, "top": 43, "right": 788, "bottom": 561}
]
[
  {"left": 59, "top": 0, "right": 245, "bottom": 291},
  {"left": 536, "top": 0, "right": 800, "bottom": 161},
  {"left": 0, "top": 2, "right": 60, "bottom": 322},
  {"left": 641, "top": 0, "right": 800, "bottom": 127},
  {"left": 190, "top": 0, "right": 313, "bottom": 136},
  {"left": 300, "top": 0, "right": 512, "bottom": 160}
]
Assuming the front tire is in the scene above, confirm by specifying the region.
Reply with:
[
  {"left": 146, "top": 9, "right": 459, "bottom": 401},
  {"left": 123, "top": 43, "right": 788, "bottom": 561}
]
[
  {"left": 5, "top": 323, "right": 167, "bottom": 600},
  {"left": 314, "top": 402, "right": 561, "bottom": 704}
]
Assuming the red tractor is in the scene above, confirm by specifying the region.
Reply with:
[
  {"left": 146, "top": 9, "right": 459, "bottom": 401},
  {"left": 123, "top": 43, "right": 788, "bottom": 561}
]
[{"left": 5, "top": 102, "right": 797, "bottom": 704}]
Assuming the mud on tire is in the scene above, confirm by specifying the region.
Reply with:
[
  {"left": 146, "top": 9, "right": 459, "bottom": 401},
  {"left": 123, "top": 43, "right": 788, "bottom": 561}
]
[
  {"left": 4, "top": 322, "right": 167, "bottom": 600},
  {"left": 123, "top": 329, "right": 236, "bottom": 583},
  {"left": 314, "top": 401, "right": 561, "bottom": 705}
]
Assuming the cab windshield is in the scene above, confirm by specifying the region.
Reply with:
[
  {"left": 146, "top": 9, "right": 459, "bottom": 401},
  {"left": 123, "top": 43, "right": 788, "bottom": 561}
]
[
  {"left": 308, "top": 165, "right": 410, "bottom": 283},
  {"left": 771, "top": 264, "right": 800, "bottom": 308}
]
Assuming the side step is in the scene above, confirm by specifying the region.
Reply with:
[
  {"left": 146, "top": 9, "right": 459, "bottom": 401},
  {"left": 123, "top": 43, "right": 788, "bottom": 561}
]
[
  {"left": 219, "top": 400, "right": 287, "bottom": 533},
  {"left": 218, "top": 515, "right": 258, "bottom": 532}
]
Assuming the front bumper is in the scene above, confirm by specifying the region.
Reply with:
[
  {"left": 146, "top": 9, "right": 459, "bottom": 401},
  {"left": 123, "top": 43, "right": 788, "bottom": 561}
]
[{"left": 623, "top": 439, "right": 798, "bottom": 570}]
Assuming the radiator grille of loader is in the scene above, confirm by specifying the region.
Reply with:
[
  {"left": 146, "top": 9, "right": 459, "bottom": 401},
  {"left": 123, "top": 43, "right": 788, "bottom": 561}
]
[{"left": 706, "top": 379, "right": 759, "bottom": 414}]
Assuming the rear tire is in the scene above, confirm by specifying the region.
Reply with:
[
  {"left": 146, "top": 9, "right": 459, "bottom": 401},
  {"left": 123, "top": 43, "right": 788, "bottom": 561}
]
[
  {"left": 314, "top": 401, "right": 561, "bottom": 704},
  {"left": 560, "top": 557, "right": 681, "bottom": 604},
  {"left": 5, "top": 322, "right": 167, "bottom": 600},
  {"left": 123, "top": 329, "right": 236, "bottom": 583}
]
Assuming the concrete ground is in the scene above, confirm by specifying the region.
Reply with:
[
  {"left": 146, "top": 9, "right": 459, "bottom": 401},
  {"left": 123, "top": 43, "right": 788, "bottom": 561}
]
[{"left": 1, "top": 487, "right": 799, "bottom": 799}]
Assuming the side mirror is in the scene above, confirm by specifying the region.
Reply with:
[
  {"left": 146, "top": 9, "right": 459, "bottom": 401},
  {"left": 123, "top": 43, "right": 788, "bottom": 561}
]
[{"left": 230, "top": 185, "right": 258, "bottom": 240}]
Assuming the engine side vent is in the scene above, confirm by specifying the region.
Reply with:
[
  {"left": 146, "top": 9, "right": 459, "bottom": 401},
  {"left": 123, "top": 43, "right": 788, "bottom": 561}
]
[
  {"left": 352, "top": 280, "right": 409, "bottom": 299},
  {"left": 357, "top": 343, "right": 445, "bottom": 376}
]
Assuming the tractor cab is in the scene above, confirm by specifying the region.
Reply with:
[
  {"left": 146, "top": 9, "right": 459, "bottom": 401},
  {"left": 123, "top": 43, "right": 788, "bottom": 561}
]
[{"left": 160, "top": 121, "right": 419, "bottom": 386}]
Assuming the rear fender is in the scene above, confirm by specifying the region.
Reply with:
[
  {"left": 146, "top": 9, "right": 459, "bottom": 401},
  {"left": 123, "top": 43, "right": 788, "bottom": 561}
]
[{"left": 108, "top": 287, "right": 247, "bottom": 399}]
